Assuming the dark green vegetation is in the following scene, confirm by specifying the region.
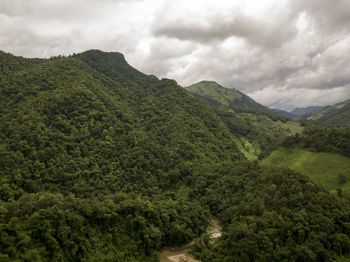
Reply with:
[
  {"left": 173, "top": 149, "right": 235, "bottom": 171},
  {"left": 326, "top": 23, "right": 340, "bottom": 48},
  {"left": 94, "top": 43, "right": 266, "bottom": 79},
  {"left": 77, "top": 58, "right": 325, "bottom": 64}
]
[
  {"left": 1, "top": 50, "right": 350, "bottom": 261},
  {"left": 308, "top": 100, "right": 350, "bottom": 129},
  {"left": 0, "top": 50, "right": 240, "bottom": 261},
  {"left": 280, "top": 127, "right": 350, "bottom": 158},
  {"left": 190, "top": 162, "right": 350, "bottom": 262},
  {"left": 186, "top": 81, "right": 303, "bottom": 159}
]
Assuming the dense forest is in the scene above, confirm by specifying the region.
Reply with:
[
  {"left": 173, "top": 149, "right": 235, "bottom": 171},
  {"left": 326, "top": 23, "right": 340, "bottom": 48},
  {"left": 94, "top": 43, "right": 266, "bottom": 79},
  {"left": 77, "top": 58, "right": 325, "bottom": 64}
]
[
  {"left": 186, "top": 81, "right": 302, "bottom": 158},
  {"left": 1, "top": 50, "right": 350, "bottom": 261},
  {"left": 281, "top": 127, "right": 350, "bottom": 158},
  {"left": 190, "top": 162, "right": 350, "bottom": 262}
]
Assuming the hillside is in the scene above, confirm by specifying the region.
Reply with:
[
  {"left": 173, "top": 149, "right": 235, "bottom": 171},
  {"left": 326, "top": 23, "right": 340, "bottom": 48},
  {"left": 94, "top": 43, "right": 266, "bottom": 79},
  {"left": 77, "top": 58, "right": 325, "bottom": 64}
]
[
  {"left": 1, "top": 50, "right": 350, "bottom": 262},
  {"left": 0, "top": 50, "right": 243, "bottom": 261},
  {"left": 261, "top": 148, "right": 350, "bottom": 191},
  {"left": 186, "top": 80, "right": 266, "bottom": 110},
  {"left": 261, "top": 127, "right": 350, "bottom": 193},
  {"left": 308, "top": 100, "right": 350, "bottom": 128},
  {"left": 186, "top": 81, "right": 303, "bottom": 158}
]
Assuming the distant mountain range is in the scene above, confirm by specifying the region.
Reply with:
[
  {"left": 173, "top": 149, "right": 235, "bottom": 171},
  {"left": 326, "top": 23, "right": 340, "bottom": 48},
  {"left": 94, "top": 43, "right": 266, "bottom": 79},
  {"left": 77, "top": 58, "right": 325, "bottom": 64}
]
[{"left": 271, "top": 106, "right": 325, "bottom": 120}]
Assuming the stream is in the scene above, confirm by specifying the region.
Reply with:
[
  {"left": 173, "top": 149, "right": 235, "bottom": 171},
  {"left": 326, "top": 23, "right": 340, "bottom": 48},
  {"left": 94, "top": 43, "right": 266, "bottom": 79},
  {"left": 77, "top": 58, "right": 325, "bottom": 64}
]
[{"left": 159, "top": 218, "right": 222, "bottom": 262}]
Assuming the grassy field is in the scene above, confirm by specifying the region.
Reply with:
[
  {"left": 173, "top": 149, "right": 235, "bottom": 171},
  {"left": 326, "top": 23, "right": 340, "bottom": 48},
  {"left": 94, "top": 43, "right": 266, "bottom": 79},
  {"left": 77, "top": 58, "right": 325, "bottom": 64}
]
[
  {"left": 284, "top": 121, "right": 304, "bottom": 134},
  {"left": 261, "top": 148, "right": 350, "bottom": 191}
]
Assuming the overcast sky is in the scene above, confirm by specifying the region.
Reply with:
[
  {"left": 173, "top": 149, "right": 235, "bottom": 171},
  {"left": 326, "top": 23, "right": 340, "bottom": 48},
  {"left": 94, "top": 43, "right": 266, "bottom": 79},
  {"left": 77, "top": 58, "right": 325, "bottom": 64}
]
[{"left": 1, "top": 0, "right": 350, "bottom": 110}]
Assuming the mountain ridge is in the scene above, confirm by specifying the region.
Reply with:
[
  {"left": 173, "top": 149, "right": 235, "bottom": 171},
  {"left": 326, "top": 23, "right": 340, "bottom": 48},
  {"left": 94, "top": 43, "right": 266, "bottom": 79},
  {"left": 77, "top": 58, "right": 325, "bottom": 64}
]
[
  {"left": 308, "top": 99, "right": 350, "bottom": 128},
  {"left": 186, "top": 80, "right": 267, "bottom": 110},
  {"left": 185, "top": 80, "right": 303, "bottom": 158},
  {"left": 271, "top": 106, "right": 325, "bottom": 120}
]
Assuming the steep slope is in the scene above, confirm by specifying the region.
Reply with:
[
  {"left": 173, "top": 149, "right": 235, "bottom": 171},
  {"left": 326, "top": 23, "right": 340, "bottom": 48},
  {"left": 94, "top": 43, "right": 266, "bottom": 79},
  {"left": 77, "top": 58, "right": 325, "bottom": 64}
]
[
  {"left": 0, "top": 51, "right": 243, "bottom": 196},
  {"left": 186, "top": 81, "right": 303, "bottom": 159},
  {"left": 186, "top": 80, "right": 265, "bottom": 110},
  {"left": 308, "top": 99, "right": 350, "bottom": 128},
  {"left": 0, "top": 50, "right": 243, "bottom": 261}
]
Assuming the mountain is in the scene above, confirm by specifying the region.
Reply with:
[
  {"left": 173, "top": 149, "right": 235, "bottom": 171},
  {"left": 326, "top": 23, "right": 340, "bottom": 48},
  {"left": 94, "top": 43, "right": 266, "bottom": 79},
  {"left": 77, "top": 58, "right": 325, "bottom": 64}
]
[
  {"left": 0, "top": 49, "right": 247, "bottom": 196},
  {"left": 271, "top": 106, "right": 325, "bottom": 120},
  {"left": 1, "top": 50, "right": 350, "bottom": 262},
  {"left": 0, "top": 50, "right": 243, "bottom": 261},
  {"left": 291, "top": 106, "right": 325, "bottom": 116},
  {"left": 186, "top": 81, "right": 303, "bottom": 159},
  {"left": 186, "top": 80, "right": 266, "bottom": 110},
  {"left": 308, "top": 99, "right": 350, "bottom": 128},
  {"left": 271, "top": 108, "right": 294, "bottom": 118}
]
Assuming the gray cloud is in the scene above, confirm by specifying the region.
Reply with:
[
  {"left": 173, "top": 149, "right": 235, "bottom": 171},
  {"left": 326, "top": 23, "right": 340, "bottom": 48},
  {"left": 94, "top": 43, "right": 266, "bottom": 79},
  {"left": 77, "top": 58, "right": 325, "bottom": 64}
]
[
  {"left": 292, "top": 0, "right": 350, "bottom": 34},
  {"left": 153, "top": 11, "right": 298, "bottom": 49},
  {"left": 0, "top": 0, "right": 349, "bottom": 110}
]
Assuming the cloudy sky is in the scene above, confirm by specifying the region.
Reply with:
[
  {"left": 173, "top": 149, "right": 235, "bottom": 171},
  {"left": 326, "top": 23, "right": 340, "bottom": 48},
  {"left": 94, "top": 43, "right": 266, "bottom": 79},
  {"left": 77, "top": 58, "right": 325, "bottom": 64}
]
[{"left": 1, "top": 0, "right": 350, "bottom": 110}]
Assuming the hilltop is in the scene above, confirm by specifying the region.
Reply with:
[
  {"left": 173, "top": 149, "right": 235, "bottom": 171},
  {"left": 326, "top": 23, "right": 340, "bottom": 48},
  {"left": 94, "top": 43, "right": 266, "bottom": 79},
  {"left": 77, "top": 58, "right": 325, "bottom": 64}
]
[{"left": 186, "top": 80, "right": 266, "bottom": 110}]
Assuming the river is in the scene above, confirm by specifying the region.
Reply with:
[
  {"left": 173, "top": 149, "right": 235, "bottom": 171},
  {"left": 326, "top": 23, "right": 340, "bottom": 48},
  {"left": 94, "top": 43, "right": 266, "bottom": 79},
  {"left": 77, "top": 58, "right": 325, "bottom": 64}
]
[{"left": 159, "top": 218, "right": 222, "bottom": 262}]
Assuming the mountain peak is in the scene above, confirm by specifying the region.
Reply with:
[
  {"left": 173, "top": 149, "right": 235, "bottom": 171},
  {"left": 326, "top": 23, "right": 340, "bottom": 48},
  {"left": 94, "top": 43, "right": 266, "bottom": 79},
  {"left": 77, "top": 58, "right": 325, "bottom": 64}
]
[
  {"left": 75, "top": 49, "right": 128, "bottom": 67},
  {"left": 188, "top": 80, "right": 231, "bottom": 91},
  {"left": 74, "top": 49, "right": 159, "bottom": 88},
  {"left": 186, "top": 80, "right": 266, "bottom": 110}
]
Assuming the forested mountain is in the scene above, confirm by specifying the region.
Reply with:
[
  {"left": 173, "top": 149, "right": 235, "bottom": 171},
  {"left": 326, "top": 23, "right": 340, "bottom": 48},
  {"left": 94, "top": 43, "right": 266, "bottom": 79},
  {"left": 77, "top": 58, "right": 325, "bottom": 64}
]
[
  {"left": 308, "top": 100, "right": 350, "bottom": 129},
  {"left": 1, "top": 50, "right": 350, "bottom": 261},
  {"left": 186, "top": 81, "right": 267, "bottom": 110},
  {"left": 0, "top": 50, "right": 242, "bottom": 261},
  {"left": 186, "top": 80, "right": 303, "bottom": 159}
]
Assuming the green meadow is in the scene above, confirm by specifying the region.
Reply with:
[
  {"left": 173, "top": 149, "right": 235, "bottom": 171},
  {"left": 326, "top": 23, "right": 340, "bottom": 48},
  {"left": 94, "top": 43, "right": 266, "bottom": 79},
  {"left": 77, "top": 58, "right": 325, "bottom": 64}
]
[{"left": 261, "top": 148, "right": 350, "bottom": 191}]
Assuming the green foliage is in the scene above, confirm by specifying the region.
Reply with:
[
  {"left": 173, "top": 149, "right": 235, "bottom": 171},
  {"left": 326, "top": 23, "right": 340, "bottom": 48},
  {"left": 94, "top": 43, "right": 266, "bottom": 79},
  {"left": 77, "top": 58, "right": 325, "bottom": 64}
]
[
  {"left": 261, "top": 148, "right": 350, "bottom": 191},
  {"left": 308, "top": 100, "right": 350, "bottom": 129},
  {"left": 0, "top": 193, "right": 208, "bottom": 261},
  {"left": 0, "top": 50, "right": 349, "bottom": 261},
  {"left": 0, "top": 50, "right": 242, "bottom": 261},
  {"left": 262, "top": 127, "right": 350, "bottom": 194},
  {"left": 185, "top": 80, "right": 302, "bottom": 158},
  {"left": 281, "top": 127, "right": 350, "bottom": 157},
  {"left": 186, "top": 80, "right": 288, "bottom": 122},
  {"left": 190, "top": 162, "right": 350, "bottom": 262}
]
